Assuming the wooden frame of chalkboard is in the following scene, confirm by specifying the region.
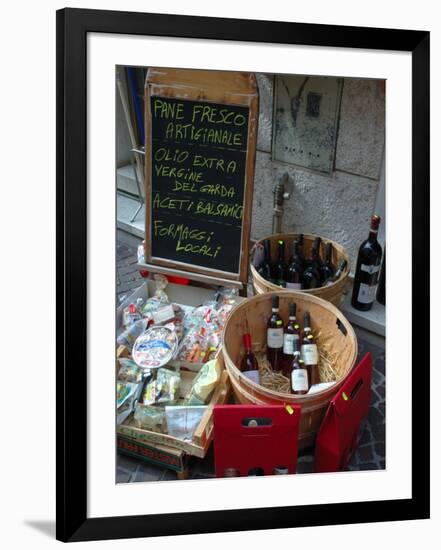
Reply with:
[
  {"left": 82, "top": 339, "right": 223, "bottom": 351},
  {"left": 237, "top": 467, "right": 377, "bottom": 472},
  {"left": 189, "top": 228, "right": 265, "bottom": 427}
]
[
  {"left": 57, "top": 7, "right": 429, "bottom": 543},
  {"left": 143, "top": 68, "right": 259, "bottom": 287}
]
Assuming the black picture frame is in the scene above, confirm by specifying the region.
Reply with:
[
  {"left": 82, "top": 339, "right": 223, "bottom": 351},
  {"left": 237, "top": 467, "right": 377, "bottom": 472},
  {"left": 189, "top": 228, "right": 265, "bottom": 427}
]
[{"left": 56, "top": 8, "right": 430, "bottom": 542}]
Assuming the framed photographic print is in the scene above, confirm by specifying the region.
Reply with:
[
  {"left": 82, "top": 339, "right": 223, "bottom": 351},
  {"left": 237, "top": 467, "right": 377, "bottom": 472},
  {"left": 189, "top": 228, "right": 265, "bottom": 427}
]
[{"left": 56, "top": 8, "right": 429, "bottom": 542}]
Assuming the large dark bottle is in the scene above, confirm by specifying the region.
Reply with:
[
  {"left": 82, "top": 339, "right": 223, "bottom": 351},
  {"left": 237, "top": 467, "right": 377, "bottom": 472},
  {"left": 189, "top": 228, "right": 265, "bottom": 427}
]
[
  {"left": 257, "top": 239, "right": 272, "bottom": 281},
  {"left": 286, "top": 241, "right": 304, "bottom": 289},
  {"left": 302, "top": 238, "right": 321, "bottom": 289},
  {"left": 241, "top": 333, "right": 260, "bottom": 384},
  {"left": 266, "top": 295, "right": 284, "bottom": 371},
  {"left": 290, "top": 339, "right": 309, "bottom": 395},
  {"left": 376, "top": 248, "right": 385, "bottom": 305},
  {"left": 271, "top": 240, "right": 287, "bottom": 287},
  {"left": 282, "top": 302, "right": 300, "bottom": 374},
  {"left": 300, "top": 312, "right": 320, "bottom": 387},
  {"left": 321, "top": 242, "right": 335, "bottom": 283},
  {"left": 351, "top": 215, "right": 383, "bottom": 311}
]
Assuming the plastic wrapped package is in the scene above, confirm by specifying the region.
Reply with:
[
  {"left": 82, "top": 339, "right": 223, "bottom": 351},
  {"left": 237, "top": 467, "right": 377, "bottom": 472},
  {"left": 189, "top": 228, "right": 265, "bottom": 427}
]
[
  {"left": 117, "top": 358, "right": 146, "bottom": 384},
  {"left": 165, "top": 406, "right": 207, "bottom": 441},
  {"left": 141, "top": 275, "right": 170, "bottom": 318},
  {"left": 134, "top": 403, "right": 166, "bottom": 433},
  {"left": 184, "top": 359, "right": 222, "bottom": 406},
  {"left": 117, "top": 381, "right": 139, "bottom": 408},
  {"left": 122, "top": 298, "right": 145, "bottom": 329},
  {"left": 216, "top": 288, "right": 239, "bottom": 326},
  {"left": 142, "top": 367, "right": 181, "bottom": 406},
  {"left": 178, "top": 303, "right": 223, "bottom": 363},
  {"left": 117, "top": 319, "right": 148, "bottom": 350}
]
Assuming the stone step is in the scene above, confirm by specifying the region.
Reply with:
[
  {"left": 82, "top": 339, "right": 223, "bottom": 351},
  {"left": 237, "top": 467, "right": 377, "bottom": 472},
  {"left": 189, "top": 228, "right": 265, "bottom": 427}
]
[{"left": 117, "top": 164, "right": 140, "bottom": 196}]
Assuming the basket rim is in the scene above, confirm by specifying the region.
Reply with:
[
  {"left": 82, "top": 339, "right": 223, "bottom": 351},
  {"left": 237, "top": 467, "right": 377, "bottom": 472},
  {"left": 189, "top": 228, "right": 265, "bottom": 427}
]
[
  {"left": 250, "top": 232, "right": 351, "bottom": 293},
  {"left": 222, "top": 289, "right": 358, "bottom": 400}
]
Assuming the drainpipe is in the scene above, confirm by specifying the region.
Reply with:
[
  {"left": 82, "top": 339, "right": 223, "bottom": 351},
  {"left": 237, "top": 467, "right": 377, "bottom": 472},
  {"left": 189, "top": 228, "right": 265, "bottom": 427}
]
[{"left": 272, "top": 173, "right": 291, "bottom": 234}]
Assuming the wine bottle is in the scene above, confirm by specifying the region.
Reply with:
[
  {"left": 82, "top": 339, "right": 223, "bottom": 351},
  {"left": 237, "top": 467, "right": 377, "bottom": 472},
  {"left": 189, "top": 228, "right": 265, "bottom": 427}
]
[
  {"left": 376, "top": 248, "right": 385, "bottom": 305},
  {"left": 290, "top": 339, "right": 309, "bottom": 395},
  {"left": 320, "top": 242, "right": 335, "bottom": 283},
  {"left": 257, "top": 239, "right": 272, "bottom": 281},
  {"left": 300, "top": 312, "right": 319, "bottom": 386},
  {"left": 272, "top": 240, "right": 286, "bottom": 287},
  {"left": 324, "top": 258, "right": 348, "bottom": 286},
  {"left": 351, "top": 215, "right": 383, "bottom": 311},
  {"left": 266, "top": 295, "right": 284, "bottom": 372},
  {"left": 241, "top": 333, "right": 260, "bottom": 384},
  {"left": 283, "top": 302, "right": 300, "bottom": 373},
  {"left": 286, "top": 240, "right": 304, "bottom": 289},
  {"left": 298, "top": 233, "right": 304, "bottom": 256},
  {"left": 302, "top": 239, "right": 321, "bottom": 289}
]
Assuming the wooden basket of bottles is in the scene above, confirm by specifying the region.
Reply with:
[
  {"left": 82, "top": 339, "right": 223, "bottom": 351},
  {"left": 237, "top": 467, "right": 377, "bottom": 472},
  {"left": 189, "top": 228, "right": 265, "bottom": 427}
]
[
  {"left": 250, "top": 233, "right": 351, "bottom": 307},
  {"left": 222, "top": 290, "right": 358, "bottom": 450}
]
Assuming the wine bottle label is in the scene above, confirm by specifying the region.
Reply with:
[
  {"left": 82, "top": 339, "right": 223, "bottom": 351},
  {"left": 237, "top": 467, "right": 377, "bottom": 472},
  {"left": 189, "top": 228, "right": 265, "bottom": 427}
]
[
  {"left": 360, "top": 263, "right": 380, "bottom": 274},
  {"left": 286, "top": 282, "right": 302, "bottom": 289},
  {"left": 292, "top": 369, "right": 308, "bottom": 391},
  {"left": 283, "top": 333, "right": 299, "bottom": 354},
  {"left": 243, "top": 370, "right": 260, "bottom": 384},
  {"left": 267, "top": 328, "right": 284, "bottom": 348},
  {"left": 357, "top": 282, "right": 378, "bottom": 304},
  {"left": 301, "top": 343, "right": 318, "bottom": 365}
]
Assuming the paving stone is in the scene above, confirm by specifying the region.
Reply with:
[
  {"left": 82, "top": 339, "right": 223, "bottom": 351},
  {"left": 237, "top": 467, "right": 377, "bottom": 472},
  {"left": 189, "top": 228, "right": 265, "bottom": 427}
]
[
  {"left": 371, "top": 421, "right": 385, "bottom": 443},
  {"left": 117, "top": 454, "right": 140, "bottom": 473},
  {"left": 369, "top": 406, "right": 384, "bottom": 425},
  {"left": 356, "top": 444, "right": 374, "bottom": 462},
  {"left": 359, "top": 427, "right": 372, "bottom": 445},
  {"left": 375, "top": 356, "right": 386, "bottom": 375},
  {"left": 356, "top": 462, "right": 380, "bottom": 471},
  {"left": 161, "top": 469, "right": 178, "bottom": 481},
  {"left": 131, "top": 463, "right": 164, "bottom": 483},
  {"left": 375, "top": 441, "right": 385, "bottom": 458},
  {"left": 116, "top": 468, "right": 132, "bottom": 483},
  {"left": 118, "top": 263, "right": 141, "bottom": 276}
]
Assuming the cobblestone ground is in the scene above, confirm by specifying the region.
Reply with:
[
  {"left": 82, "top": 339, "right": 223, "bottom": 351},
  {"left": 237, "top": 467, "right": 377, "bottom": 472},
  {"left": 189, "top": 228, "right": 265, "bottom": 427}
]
[{"left": 116, "top": 241, "right": 385, "bottom": 482}]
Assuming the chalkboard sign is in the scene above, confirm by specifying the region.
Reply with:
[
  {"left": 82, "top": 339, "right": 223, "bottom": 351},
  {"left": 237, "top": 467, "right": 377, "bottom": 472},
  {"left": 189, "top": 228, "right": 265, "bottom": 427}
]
[{"left": 144, "top": 69, "right": 258, "bottom": 284}]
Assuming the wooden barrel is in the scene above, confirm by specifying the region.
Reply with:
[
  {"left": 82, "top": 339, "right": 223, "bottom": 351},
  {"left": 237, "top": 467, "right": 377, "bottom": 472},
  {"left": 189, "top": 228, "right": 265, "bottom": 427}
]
[
  {"left": 222, "top": 290, "right": 358, "bottom": 450},
  {"left": 250, "top": 233, "right": 351, "bottom": 307}
]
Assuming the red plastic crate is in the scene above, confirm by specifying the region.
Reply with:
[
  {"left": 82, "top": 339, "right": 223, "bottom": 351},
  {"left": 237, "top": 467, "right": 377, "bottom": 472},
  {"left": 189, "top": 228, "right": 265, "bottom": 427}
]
[
  {"left": 314, "top": 352, "right": 373, "bottom": 472},
  {"left": 214, "top": 404, "right": 301, "bottom": 477}
]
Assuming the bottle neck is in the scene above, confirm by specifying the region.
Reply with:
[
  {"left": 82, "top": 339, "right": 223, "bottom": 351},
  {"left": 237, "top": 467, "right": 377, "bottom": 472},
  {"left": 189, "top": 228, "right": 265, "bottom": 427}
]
[
  {"left": 368, "top": 229, "right": 378, "bottom": 242},
  {"left": 272, "top": 307, "right": 279, "bottom": 314},
  {"left": 264, "top": 242, "right": 271, "bottom": 260}
]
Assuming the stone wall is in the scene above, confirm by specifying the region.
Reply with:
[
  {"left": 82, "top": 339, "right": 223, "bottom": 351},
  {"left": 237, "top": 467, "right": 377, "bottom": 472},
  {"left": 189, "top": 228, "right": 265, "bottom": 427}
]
[{"left": 251, "top": 74, "right": 385, "bottom": 267}]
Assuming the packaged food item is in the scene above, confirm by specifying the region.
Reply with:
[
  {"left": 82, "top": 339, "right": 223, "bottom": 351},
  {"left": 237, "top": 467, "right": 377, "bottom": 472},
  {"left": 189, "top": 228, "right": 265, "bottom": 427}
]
[
  {"left": 142, "top": 367, "right": 181, "bottom": 406},
  {"left": 178, "top": 301, "right": 223, "bottom": 363},
  {"left": 165, "top": 406, "right": 207, "bottom": 441},
  {"left": 184, "top": 359, "right": 222, "bottom": 405},
  {"left": 137, "top": 242, "right": 145, "bottom": 264},
  {"left": 117, "top": 319, "right": 148, "bottom": 350},
  {"left": 132, "top": 326, "right": 178, "bottom": 368},
  {"left": 134, "top": 403, "right": 166, "bottom": 433},
  {"left": 216, "top": 288, "right": 239, "bottom": 325},
  {"left": 122, "top": 298, "right": 145, "bottom": 329},
  {"left": 117, "top": 358, "right": 146, "bottom": 384},
  {"left": 141, "top": 275, "right": 170, "bottom": 318},
  {"left": 117, "top": 381, "right": 139, "bottom": 408}
]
